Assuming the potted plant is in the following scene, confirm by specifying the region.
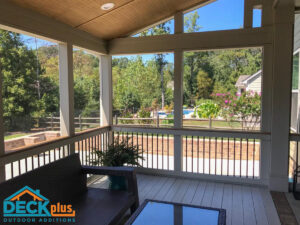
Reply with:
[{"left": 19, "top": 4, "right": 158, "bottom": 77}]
[{"left": 91, "top": 137, "right": 143, "bottom": 190}]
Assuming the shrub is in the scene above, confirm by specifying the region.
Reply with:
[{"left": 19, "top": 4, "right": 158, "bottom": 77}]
[
  {"left": 196, "top": 100, "right": 220, "bottom": 119},
  {"left": 120, "top": 111, "right": 135, "bottom": 124},
  {"left": 164, "top": 103, "right": 174, "bottom": 113},
  {"left": 138, "top": 108, "right": 152, "bottom": 124},
  {"left": 212, "top": 91, "right": 261, "bottom": 130}
]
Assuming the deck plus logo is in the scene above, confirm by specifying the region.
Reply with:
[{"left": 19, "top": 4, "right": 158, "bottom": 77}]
[{"left": 3, "top": 186, "right": 76, "bottom": 223}]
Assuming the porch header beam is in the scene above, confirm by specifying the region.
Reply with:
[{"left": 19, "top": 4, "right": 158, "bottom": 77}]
[
  {"left": 108, "top": 27, "right": 273, "bottom": 55},
  {"left": 0, "top": 0, "right": 107, "bottom": 54}
]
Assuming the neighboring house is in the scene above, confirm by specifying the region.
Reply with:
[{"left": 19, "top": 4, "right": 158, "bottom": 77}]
[{"left": 235, "top": 70, "right": 262, "bottom": 95}]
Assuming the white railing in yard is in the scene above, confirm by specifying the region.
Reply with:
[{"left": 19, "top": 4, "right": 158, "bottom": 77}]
[
  {"left": 37, "top": 116, "right": 101, "bottom": 131},
  {"left": 0, "top": 124, "right": 271, "bottom": 186},
  {"left": 35, "top": 116, "right": 260, "bottom": 130}
]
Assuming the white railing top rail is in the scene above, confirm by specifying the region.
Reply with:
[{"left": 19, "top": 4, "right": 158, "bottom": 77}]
[
  {"left": 111, "top": 125, "right": 270, "bottom": 140},
  {"left": 0, "top": 126, "right": 110, "bottom": 165}
]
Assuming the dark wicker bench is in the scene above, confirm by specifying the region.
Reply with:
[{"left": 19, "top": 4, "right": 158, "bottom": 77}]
[{"left": 0, "top": 154, "right": 139, "bottom": 225}]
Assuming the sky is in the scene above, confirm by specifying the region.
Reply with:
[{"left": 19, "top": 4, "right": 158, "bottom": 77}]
[{"left": 21, "top": 0, "right": 262, "bottom": 63}]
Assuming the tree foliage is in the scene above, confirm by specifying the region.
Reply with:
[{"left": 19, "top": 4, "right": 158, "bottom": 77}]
[
  {"left": 0, "top": 30, "right": 56, "bottom": 130},
  {"left": 0, "top": 10, "right": 262, "bottom": 132}
]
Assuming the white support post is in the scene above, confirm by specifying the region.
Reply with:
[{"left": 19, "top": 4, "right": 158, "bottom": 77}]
[
  {"left": 0, "top": 69, "right": 5, "bottom": 182},
  {"left": 260, "top": 44, "right": 273, "bottom": 185},
  {"left": 100, "top": 55, "right": 113, "bottom": 145},
  {"left": 174, "top": 12, "right": 184, "bottom": 173},
  {"left": 59, "top": 43, "right": 75, "bottom": 153},
  {"left": 100, "top": 55, "right": 113, "bottom": 127},
  {"left": 269, "top": 1, "right": 294, "bottom": 192},
  {"left": 174, "top": 50, "right": 183, "bottom": 129}
]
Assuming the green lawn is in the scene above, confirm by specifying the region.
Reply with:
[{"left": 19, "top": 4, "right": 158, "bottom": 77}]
[
  {"left": 182, "top": 120, "right": 242, "bottom": 129},
  {"left": 117, "top": 119, "right": 243, "bottom": 129},
  {"left": 4, "top": 133, "right": 28, "bottom": 140}
]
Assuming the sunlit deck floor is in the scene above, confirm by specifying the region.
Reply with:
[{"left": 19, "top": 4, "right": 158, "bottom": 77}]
[{"left": 89, "top": 174, "right": 282, "bottom": 225}]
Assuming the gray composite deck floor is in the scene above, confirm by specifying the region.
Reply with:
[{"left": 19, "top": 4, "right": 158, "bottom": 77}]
[{"left": 89, "top": 174, "right": 281, "bottom": 225}]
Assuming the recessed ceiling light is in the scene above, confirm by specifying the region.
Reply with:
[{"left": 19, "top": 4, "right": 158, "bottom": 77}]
[{"left": 101, "top": 3, "right": 115, "bottom": 10}]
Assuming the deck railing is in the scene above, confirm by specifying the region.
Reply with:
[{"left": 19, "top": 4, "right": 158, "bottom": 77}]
[
  {"left": 111, "top": 125, "right": 269, "bottom": 184},
  {"left": 1, "top": 126, "right": 110, "bottom": 180},
  {"left": 1, "top": 125, "right": 270, "bottom": 185}
]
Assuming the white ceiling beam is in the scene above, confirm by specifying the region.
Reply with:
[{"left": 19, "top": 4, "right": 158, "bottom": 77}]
[
  {"left": 0, "top": 0, "right": 107, "bottom": 54},
  {"left": 108, "top": 27, "right": 273, "bottom": 55}
]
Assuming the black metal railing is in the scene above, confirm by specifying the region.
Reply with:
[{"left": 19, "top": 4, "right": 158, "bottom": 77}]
[{"left": 183, "top": 136, "right": 260, "bottom": 178}]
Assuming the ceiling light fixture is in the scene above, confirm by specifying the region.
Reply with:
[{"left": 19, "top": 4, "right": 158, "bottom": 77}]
[{"left": 101, "top": 3, "right": 115, "bottom": 10}]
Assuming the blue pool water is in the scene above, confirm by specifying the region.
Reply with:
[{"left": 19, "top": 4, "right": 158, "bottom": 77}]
[
  {"left": 158, "top": 109, "right": 194, "bottom": 116},
  {"left": 183, "top": 109, "right": 194, "bottom": 115}
]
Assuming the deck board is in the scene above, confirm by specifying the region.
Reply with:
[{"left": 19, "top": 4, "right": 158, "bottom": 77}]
[
  {"left": 181, "top": 180, "right": 199, "bottom": 204},
  {"left": 163, "top": 178, "right": 183, "bottom": 201},
  {"left": 232, "top": 185, "right": 244, "bottom": 225},
  {"left": 252, "top": 187, "right": 269, "bottom": 225},
  {"left": 201, "top": 182, "right": 215, "bottom": 207},
  {"left": 242, "top": 185, "right": 256, "bottom": 225},
  {"left": 222, "top": 184, "right": 233, "bottom": 225},
  {"left": 90, "top": 174, "right": 281, "bottom": 225},
  {"left": 191, "top": 181, "right": 207, "bottom": 205},
  {"left": 211, "top": 182, "right": 224, "bottom": 209},
  {"left": 153, "top": 177, "right": 176, "bottom": 200}
]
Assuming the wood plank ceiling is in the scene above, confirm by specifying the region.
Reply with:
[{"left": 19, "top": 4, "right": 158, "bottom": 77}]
[{"left": 10, "top": 0, "right": 209, "bottom": 40}]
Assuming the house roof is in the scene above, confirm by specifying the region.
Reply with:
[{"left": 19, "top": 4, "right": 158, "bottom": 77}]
[
  {"left": 242, "top": 70, "right": 262, "bottom": 84},
  {"left": 235, "top": 70, "right": 262, "bottom": 88},
  {"left": 9, "top": 0, "right": 210, "bottom": 40},
  {"left": 235, "top": 75, "right": 250, "bottom": 87}
]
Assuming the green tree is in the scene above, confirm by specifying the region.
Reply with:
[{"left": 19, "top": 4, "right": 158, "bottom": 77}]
[
  {"left": 210, "top": 49, "right": 262, "bottom": 91},
  {"left": 196, "top": 70, "right": 213, "bottom": 99},
  {"left": 183, "top": 11, "right": 214, "bottom": 106},
  {"left": 0, "top": 30, "right": 42, "bottom": 130},
  {"left": 141, "top": 23, "right": 171, "bottom": 109},
  {"left": 184, "top": 11, "right": 201, "bottom": 33},
  {"left": 112, "top": 55, "right": 174, "bottom": 114}
]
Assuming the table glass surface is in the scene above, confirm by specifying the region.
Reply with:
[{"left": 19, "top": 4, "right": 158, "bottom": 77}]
[{"left": 131, "top": 201, "right": 220, "bottom": 225}]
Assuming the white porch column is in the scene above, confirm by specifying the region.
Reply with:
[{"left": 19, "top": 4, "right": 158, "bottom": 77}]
[
  {"left": 260, "top": 44, "right": 273, "bottom": 186},
  {"left": 173, "top": 12, "right": 184, "bottom": 172},
  {"left": 270, "top": 1, "right": 294, "bottom": 192},
  {"left": 0, "top": 68, "right": 5, "bottom": 181},
  {"left": 100, "top": 55, "right": 113, "bottom": 127},
  {"left": 59, "top": 43, "right": 75, "bottom": 153}
]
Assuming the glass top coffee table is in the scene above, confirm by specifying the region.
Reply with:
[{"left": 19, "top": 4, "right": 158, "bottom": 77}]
[{"left": 125, "top": 199, "right": 226, "bottom": 225}]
